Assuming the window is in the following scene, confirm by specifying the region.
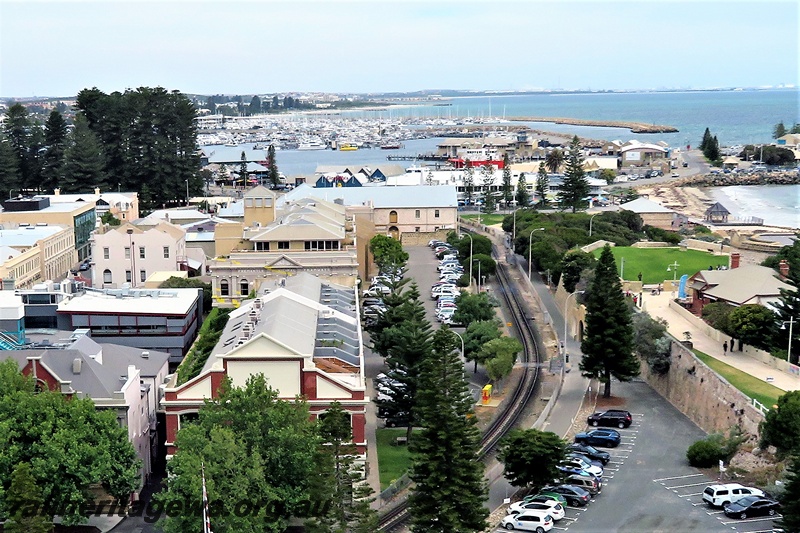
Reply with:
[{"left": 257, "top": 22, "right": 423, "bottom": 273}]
[
  {"left": 278, "top": 241, "right": 290, "bottom": 250},
  {"left": 415, "top": 227, "right": 420, "bottom": 232},
  {"left": 255, "top": 198, "right": 263, "bottom": 207},
  {"left": 139, "top": 246, "right": 145, "bottom": 259},
  {"left": 415, "top": 209, "right": 420, "bottom": 219},
  {"left": 434, "top": 209, "right": 440, "bottom": 218},
  {"left": 124, "top": 247, "right": 130, "bottom": 259},
  {"left": 103, "top": 247, "right": 110, "bottom": 260},
  {"left": 163, "top": 246, "right": 170, "bottom": 259},
  {"left": 389, "top": 210, "right": 398, "bottom": 223},
  {"left": 125, "top": 270, "right": 132, "bottom": 283},
  {"left": 140, "top": 270, "right": 147, "bottom": 282},
  {"left": 220, "top": 280, "right": 229, "bottom": 296},
  {"left": 240, "top": 280, "right": 249, "bottom": 296},
  {"left": 103, "top": 269, "right": 112, "bottom": 284},
  {"left": 255, "top": 242, "right": 270, "bottom": 251}
]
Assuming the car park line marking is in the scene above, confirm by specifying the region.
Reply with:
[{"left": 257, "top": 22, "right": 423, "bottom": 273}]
[
  {"left": 668, "top": 481, "right": 710, "bottom": 489},
  {"left": 721, "top": 516, "right": 781, "bottom": 525},
  {"left": 706, "top": 510, "right": 725, "bottom": 515},
  {"left": 691, "top": 501, "right": 708, "bottom": 506},
  {"left": 653, "top": 473, "right": 704, "bottom": 482},
  {"left": 679, "top": 492, "right": 703, "bottom": 497}
]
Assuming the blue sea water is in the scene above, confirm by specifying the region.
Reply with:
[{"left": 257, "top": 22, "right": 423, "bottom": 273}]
[
  {"left": 706, "top": 184, "right": 800, "bottom": 229},
  {"left": 349, "top": 89, "right": 799, "bottom": 148}
]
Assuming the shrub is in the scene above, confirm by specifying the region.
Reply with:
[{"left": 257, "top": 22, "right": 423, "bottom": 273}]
[
  {"left": 702, "top": 302, "right": 735, "bottom": 334},
  {"left": 644, "top": 225, "right": 682, "bottom": 245},
  {"left": 687, "top": 437, "right": 725, "bottom": 467}
]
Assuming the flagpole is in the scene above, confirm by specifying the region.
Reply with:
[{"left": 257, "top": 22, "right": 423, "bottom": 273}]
[{"left": 202, "top": 462, "right": 213, "bottom": 533}]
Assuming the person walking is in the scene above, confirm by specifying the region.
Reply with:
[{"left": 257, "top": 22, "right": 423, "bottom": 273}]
[{"left": 723, "top": 341, "right": 728, "bottom": 355}]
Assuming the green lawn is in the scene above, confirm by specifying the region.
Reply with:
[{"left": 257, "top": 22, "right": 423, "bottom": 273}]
[
  {"left": 376, "top": 428, "right": 412, "bottom": 489},
  {"left": 460, "top": 214, "right": 506, "bottom": 226},
  {"left": 693, "top": 349, "right": 784, "bottom": 408},
  {"left": 592, "top": 246, "right": 727, "bottom": 284}
]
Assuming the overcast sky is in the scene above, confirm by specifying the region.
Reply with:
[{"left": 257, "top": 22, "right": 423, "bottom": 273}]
[{"left": 1, "top": 0, "right": 797, "bottom": 98}]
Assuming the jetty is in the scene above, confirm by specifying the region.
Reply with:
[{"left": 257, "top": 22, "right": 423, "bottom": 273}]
[{"left": 507, "top": 116, "right": 678, "bottom": 134}]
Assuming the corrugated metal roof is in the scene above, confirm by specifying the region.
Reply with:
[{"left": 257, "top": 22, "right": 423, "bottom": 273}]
[{"left": 281, "top": 183, "right": 457, "bottom": 208}]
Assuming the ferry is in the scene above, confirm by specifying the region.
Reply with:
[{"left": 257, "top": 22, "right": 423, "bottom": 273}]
[
  {"left": 298, "top": 141, "right": 327, "bottom": 151},
  {"left": 338, "top": 143, "right": 359, "bottom": 151},
  {"left": 380, "top": 142, "right": 404, "bottom": 150}
]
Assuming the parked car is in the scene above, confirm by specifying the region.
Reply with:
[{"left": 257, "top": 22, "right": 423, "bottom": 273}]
[
  {"left": 363, "top": 285, "right": 391, "bottom": 297},
  {"left": 564, "top": 473, "right": 601, "bottom": 495},
  {"left": 507, "top": 500, "right": 565, "bottom": 521},
  {"left": 384, "top": 412, "right": 411, "bottom": 428},
  {"left": 723, "top": 495, "right": 780, "bottom": 519},
  {"left": 587, "top": 409, "right": 632, "bottom": 428},
  {"left": 361, "top": 298, "right": 384, "bottom": 308},
  {"left": 566, "top": 443, "right": 611, "bottom": 465},
  {"left": 500, "top": 510, "right": 554, "bottom": 531},
  {"left": 703, "top": 483, "right": 765, "bottom": 507},
  {"left": 562, "top": 455, "right": 604, "bottom": 476},
  {"left": 539, "top": 485, "right": 591, "bottom": 507},
  {"left": 574, "top": 428, "right": 621, "bottom": 448},
  {"left": 522, "top": 490, "right": 567, "bottom": 505}
]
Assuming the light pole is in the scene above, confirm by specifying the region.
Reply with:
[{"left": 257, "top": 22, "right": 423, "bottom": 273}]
[
  {"left": 528, "top": 227, "right": 545, "bottom": 280},
  {"left": 462, "top": 232, "right": 474, "bottom": 290},
  {"left": 127, "top": 228, "right": 136, "bottom": 288},
  {"left": 564, "top": 290, "right": 585, "bottom": 363},
  {"left": 185, "top": 179, "right": 190, "bottom": 206},
  {"left": 667, "top": 261, "right": 680, "bottom": 282},
  {"left": 473, "top": 258, "right": 482, "bottom": 293},
  {"left": 781, "top": 317, "right": 796, "bottom": 363},
  {"left": 452, "top": 330, "right": 465, "bottom": 360},
  {"left": 589, "top": 213, "right": 599, "bottom": 237}
]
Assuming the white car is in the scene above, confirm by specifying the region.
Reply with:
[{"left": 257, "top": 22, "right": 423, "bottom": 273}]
[
  {"left": 500, "top": 510, "right": 554, "bottom": 531},
  {"left": 436, "top": 308, "right": 456, "bottom": 322},
  {"left": 562, "top": 456, "right": 603, "bottom": 478},
  {"left": 702, "top": 483, "right": 764, "bottom": 507},
  {"left": 508, "top": 500, "right": 565, "bottom": 521}
]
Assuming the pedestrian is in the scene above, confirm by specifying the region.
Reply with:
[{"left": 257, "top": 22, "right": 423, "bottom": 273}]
[
  {"left": 638, "top": 272, "right": 643, "bottom": 282},
  {"left": 633, "top": 295, "right": 638, "bottom": 306},
  {"left": 730, "top": 338, "right": 735, "bottom": 352},
  {"left": 723, "top": 341, "right": 728, "bottom": 355}
]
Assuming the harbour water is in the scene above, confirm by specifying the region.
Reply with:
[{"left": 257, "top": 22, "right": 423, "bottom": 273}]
[{"left": 705, "top": 184, "right": 800, "bottom": 229}]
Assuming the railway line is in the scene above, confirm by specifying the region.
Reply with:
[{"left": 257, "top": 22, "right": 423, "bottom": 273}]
[{"left": 377, "top": 245, "right": 542, "bottom": 531}]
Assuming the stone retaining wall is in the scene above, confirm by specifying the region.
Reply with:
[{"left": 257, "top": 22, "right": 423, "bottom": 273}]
[{"left": 400, "top": 230, "right": 451, "bottom": 247}]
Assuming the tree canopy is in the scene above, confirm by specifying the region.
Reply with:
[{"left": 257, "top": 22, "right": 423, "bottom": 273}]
[
  {"left": 369, "top": 234, "right": 408, "bottom": 273},
  {"left": 557, "top": 136, "right": 590, "bottom": 213},
  {"left": 498, "top": 429, "right": 566, "bottom": 489},
  {"left": 760, "top": 390, "right": 800, "bottom": 457}
]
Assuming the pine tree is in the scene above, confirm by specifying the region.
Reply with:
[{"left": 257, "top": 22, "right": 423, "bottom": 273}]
[
  {"left": 409, "top": 327, "right": 488, "bottom": 533},
  {"left": 776, "top": 454, "right": 800, "bottom": 532},
  {"left": 480, "top": 164, "right": 496, "bottom": 214},
  {"left": 41, "top": 110, "right": 68, "bottom": 192},
  {"left": 774, "top": 122, "right": 787, "bottom": 139},
  {"left": 557, "top": 136, "right": 590, "bottom": 213},
  {"left": 579, "top": 245, "right": 639, "bottom": 398},
  {"left": 249, "top": 95, "right": 261, "bottom": 115},
  {"left": 267, "top": 144, "right": 280, "bottom": 189},
  {"left": 463, "top": 162, "right": 475, "bottom": 205},
  {"left": 515, "top": 171, "right": 530, "bottom": 207},
  {"left": 239, "top": 150, "right": 248, "bottom": 186},
  {"left": 4, "top": 462, "right": 53, "bottom": 533},
  {"left": 0, "top": 133, "right": 22, "bottom": 200},
  {"left": 62, "top": 115, "right": 106, "bottom": 193},
  {"left": 536, "top": 162, "right": 550, "bottom": 208},
  {"left": 700, "top": 127, "right": 712, "bottom": 151},
  {"left": 774, "top": 240, "right": 800, "bottom": 364},
  {"left": 501, "top": 154, "right": 513, "bottom": 208},
  {"left": 3, "top": 103, "right": 33, "bottom": 190}
]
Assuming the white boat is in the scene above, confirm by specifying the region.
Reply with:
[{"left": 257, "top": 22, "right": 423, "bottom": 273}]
[{"left": 298, "top": 141, "right": 327, "bottom": 151}]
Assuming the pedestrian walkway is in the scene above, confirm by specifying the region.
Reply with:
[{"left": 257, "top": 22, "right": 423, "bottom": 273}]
[{"left": 644, "top": 290, "right": 800, "bottom": 392}]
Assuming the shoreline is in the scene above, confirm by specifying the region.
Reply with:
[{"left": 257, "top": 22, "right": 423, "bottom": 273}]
[{"left": 508, "top": 116, "right": 678, "bottom": 134}]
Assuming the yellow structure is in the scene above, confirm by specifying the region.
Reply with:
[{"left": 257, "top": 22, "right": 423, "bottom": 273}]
[{"left": 0, "top": 224, "right": 76, "bottom": 288}]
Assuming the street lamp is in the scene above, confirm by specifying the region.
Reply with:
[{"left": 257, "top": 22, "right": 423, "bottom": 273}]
[
  {"left": 589, "top": 213, "right": 599, "bottom": 237},
  {"left": 528, "top": 228, "right": 546, "bottom": 280},
  {"left": 564, "top": 290, "right": 585, "bottom": 363},
  {"left": 452, "top": 330, "right": 465, "bottom": 360},
  {"left": 473, "top": 258, "right": 482, "bottom": 293},
  {"left": 126, "top": 228, "right": 136, "bottom": 288},
  {"left": 667, "top": 261, "right": 680, "bottom": 282},
  {"left": 781, "top": 317, "right": 796, "bottom": 363},
  {"left": 185, "top": 179, "right": 190, "bottom": 206},
  {"left": 462, "top": 231, "right": 474, "bottom": 290}
]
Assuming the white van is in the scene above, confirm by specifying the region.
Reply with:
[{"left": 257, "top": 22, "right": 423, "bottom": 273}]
[
  {"left": 702, "top": 483, "right": 764, "bottom": 507},
  {"left": 431, "top": 285, "right": 459, "bottom": 300}
]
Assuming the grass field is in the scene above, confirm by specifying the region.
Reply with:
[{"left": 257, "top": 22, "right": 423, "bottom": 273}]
[
  {"left": 375, "top": 428, "right": 412, "bottom": 489},
  {"left": 693, "top": 349, "right": 784, "bottom": 408},
  {"left": 460, "top": 214, "right": 506, "bottom": 226},
  {"left": 592, "top": 246, "right": 727, "bottom": 284}
]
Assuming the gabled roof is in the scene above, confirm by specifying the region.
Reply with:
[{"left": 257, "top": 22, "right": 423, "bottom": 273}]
[
  {"left": 695, "top": 265, "right": 791, "bottom": 305},
  {"left": 705, "top": 202, "right": 730, "bottom": 216},
  {"left": 619, "top": 197, "right": 675, "bottom": 214}
]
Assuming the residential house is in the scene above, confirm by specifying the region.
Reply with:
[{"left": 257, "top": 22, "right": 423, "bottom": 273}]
[{"left": 161, "top": 273, "right": 368, "bottom": 458}]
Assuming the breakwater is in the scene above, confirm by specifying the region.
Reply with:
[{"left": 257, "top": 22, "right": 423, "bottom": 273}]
[
  {"left": 674, "top": 171, "right": 800, "bottom": 187},
  {"left": 508, "top": 116, "right": 678, "bottom": 133}
]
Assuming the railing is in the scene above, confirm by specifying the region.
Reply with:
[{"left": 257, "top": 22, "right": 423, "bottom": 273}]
[
  {"left": 751, "top": 398, "right": 770, "bottom": 416},
  {"left": 0, "top": 332, "right": 23, "bottom": 350}
]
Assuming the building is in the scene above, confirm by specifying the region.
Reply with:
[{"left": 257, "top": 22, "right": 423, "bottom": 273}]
[
  {"left": 56, "top": 286, "right": 204, "bottom": 362},
  {"left": 0, "top": 224, "right": 76, "bottom": 289},
  {"left": 44, "top": 188, "right": 139, "bottom": 223},
  {"left": 161, "top": 273, "right": 368, "bottom": 458},
  {"left": 0, "top": 291, "right": 25, "bottom": 348},
  {"left": 2, "top": 331, "right": 170, "bottom": 483},
  {"left": 282, "top": 183, "right": 458, "bottom": 238},
  {"left": 90, "top": 220, "right": 205, "bottom": 289},
  {"left": 210, "top": 186, "right": 362, "bottom": 307},
  {"left": 686, "top": 257, "right": 792, "bottom": 315},
  {"left": 619, "top": 140, "right": 669, "bottom": 168},
  {"left": 619, "top": 197, "right": 682, "bottom": 231},
  {"left": 0, "top": 196, "right": 96, "bottom": 261}
]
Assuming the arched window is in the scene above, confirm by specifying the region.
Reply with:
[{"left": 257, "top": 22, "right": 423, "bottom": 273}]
[
  {"left": 240, "top": 279, "right": 249, "bottom": 296},
  {"left": 389, "top": 210, "right": 398, "bottom": 223},
  {"left": 220, "top": 279, "right": 229, "bottom": 296},
  {"left": 103, "top": 269, "right": 112, "bottom": 284}
]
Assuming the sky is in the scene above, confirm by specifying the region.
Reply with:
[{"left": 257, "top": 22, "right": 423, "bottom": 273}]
[{"left": 0, "top": 0, "right": 798, "bottom": 98}]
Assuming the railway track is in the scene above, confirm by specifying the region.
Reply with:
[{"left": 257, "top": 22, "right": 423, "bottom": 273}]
[{"left": 377, "top": 246, "right": 542, "bottom": 531}]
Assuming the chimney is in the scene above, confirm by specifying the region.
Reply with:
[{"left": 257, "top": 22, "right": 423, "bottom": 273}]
[
  {"left": 730, "top": 252, "right": 740, "bottom": 269},
  {"left": 779, "top": 259, "right": 789, "bottom": 278},
  {"left": 72, "top": 358, "right": 82, "bottom": 374},
  {"left": 54, "top": 188, "right": 61, "bottom": 196},
  {"left": 94, "top": 187, "right": 101, "bottom": 195}
]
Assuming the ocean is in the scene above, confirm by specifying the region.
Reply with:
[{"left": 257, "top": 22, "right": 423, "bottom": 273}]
[{"left": 705, "top": 184, "right": 800, "bottom": 229}]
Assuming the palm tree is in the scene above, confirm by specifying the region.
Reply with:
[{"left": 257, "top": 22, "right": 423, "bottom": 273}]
[{"left": 545, "top": 149, "right": 564, "bottom": 173}]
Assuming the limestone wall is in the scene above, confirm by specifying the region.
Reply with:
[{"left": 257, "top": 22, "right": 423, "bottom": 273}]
[
  {"left": 641, "top": 341, "right": 764, "bottom": 438},
  {"left": 400, "top": 230, "right": 450, "bottom": 247}
]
